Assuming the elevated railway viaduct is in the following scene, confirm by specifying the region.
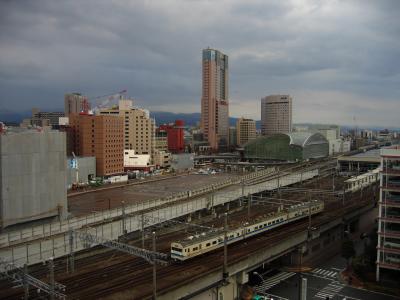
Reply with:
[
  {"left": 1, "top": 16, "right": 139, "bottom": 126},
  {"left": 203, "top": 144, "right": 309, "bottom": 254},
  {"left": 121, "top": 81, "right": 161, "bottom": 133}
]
[{"left": 0, "top": 159, "right": 379, "bottom": 299}]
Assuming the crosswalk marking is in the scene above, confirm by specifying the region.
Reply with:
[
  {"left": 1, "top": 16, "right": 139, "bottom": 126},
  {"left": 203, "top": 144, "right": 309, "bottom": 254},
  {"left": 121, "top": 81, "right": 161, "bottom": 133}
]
[
  {"left": 311, "top": 268, "right": 337, "bottom": 279},
  {"left": 314, "top": 282, "right": 345, "bottom": 299},
  {"left": 254, "top": 271, "right": 296, "bottom": 293}
]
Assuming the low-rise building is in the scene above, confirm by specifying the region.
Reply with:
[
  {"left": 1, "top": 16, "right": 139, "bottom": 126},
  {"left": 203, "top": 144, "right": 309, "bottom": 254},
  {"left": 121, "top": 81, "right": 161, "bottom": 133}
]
[
  {"left": 154, "top": 150, "right": 171, "bottom": 169},
  {"left": 124, "top": 149, "right": 153, "bottom": 171},
  {"left": 67, "top": 156, "right": 96, "bottom": 189}
]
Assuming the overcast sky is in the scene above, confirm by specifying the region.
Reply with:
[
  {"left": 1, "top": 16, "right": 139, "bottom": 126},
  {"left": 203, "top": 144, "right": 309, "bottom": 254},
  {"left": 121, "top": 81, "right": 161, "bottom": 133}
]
[{"left": 0, "top": 0, "right": 399, "bottom": 126}]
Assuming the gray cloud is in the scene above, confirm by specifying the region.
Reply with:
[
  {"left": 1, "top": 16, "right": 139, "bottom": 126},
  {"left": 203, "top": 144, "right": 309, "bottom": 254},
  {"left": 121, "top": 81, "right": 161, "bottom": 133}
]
[{"left": 0, "top": 0, "right": 399, "bottom": 126}]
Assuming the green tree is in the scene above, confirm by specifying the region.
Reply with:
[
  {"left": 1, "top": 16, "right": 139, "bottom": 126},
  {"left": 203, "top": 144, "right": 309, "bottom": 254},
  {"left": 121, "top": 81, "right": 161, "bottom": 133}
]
[{"left": 341, "top": 239, "right": 356, "bottom": 269}]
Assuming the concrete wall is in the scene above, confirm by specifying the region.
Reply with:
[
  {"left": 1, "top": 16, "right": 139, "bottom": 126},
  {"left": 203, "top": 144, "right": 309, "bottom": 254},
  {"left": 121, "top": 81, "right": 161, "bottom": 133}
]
[{"left": 0, "top": 129, "right": 67, "bottom": 227}]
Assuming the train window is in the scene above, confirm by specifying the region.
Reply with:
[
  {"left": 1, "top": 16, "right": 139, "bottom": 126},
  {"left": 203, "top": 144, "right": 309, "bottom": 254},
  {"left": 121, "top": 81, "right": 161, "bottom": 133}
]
[
  {"left": 206, "top": 243, "right": 211, "bottom": 247},
  {"left": 248, "top": 229, "right": 250, "bottom": 232},
  {"left": 213, "top": 241, "right": 217, "bottom": 245},
  {"left": 237, "top": 233, "right": 240, "bottom": 236},
  {"left": 193, "top": 247, "right": 198, "bottom": 251},
  {"left": 172, "top": 247, "right": 182, "bottom": 252},
  {"left": 264, "top": 224, "right": 267, "bottom": 227},
  {"left": 255, "top": 226, "right": 258, "bottom": 229}
]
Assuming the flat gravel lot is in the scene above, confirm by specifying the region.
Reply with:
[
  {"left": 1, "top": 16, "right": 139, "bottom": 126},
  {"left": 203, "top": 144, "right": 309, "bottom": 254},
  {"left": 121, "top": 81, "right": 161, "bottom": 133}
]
[{"left": 68, "top": 173, "right": 238, "bottom": 216}]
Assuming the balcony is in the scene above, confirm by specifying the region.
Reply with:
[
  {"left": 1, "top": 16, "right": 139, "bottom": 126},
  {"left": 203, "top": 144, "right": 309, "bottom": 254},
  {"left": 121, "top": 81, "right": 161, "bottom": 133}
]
[
  {"left": 382, "top": 181, "right": 400, "bottom": 192},
  {"left": 379, "top": 216, "right": 400, "bottom": 224},
  {"left": 380, "top": 200, "right": 400, "bottom": 208},
  {"left": 382, "top": 167, "right": 400, "bottom": 176},
  {"left": 378, "top": 246, "right": 400, "bottom": 255},
  {"left": 377, "top": 261, "right": 400, "bottom": 271},
  {"left": 378, "top": 230, "right": 400, "bottom": 239}
]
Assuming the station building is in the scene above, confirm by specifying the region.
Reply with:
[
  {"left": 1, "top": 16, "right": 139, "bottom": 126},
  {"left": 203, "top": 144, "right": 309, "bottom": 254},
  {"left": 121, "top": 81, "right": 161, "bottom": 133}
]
[{"left": 243, "top": 132, "right": 329, "bottom": 161}]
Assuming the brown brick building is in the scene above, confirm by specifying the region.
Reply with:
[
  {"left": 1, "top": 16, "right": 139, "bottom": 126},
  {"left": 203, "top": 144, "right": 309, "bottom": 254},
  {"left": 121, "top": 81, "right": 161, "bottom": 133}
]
[{"left": 69, "top": 114, "right": 124, "bottom": 176}]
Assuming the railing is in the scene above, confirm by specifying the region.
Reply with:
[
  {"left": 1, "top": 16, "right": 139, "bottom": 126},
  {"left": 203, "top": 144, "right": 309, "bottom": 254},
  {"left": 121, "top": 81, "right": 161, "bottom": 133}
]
[
  {"left": 0, "top": 169, "right": 320, "bottom": 268},
  {"left": 0, "top": 168, "right": 278, "bottom": 248}
]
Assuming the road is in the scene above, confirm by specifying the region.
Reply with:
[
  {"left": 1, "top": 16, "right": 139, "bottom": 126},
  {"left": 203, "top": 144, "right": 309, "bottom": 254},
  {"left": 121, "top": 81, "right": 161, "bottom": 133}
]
[
  {"left": 258, "top": 248, "right": 399, "bottom": 300},
  {"left": 254, "top": 207, "right": 400, "bottom": 300}
]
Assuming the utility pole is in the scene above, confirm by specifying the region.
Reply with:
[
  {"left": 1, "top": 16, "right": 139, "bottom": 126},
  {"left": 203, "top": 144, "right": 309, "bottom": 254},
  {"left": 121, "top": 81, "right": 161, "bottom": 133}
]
[
  {"left": 301, "top": 277, "right": 307, "bottom": 300},
  {"left": 247, "top": 194, "right": 252, "bottom": 217},
  {"left": 141, "top": 214, "right": 145, "bottom": 249},
  {"left": 308, "top": 193, "right": 312, "bottom": 233},
  {"left": 69, "top": 230, "right": 75, "bottom": 273},
  {"left": 23, "top": 264, "right": 29, "bottom": 300},
  {"left": 122, "top": 201, "right": 127, "bottom": 234},
  {"left": 49, "top": 258, "right": 55, "bottom": 300},
  {"left": 223, "top": 213, "right": 228, "bottom": 281},
  {"left": 152, "top": 232, "right": 157, "bottom": 300}
]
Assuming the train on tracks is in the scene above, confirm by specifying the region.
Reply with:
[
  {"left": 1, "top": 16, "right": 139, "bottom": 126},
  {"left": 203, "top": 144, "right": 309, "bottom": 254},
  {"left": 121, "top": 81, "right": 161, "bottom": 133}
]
[{"left": 171, "top": 200, "right": 324, "bottom": 261}]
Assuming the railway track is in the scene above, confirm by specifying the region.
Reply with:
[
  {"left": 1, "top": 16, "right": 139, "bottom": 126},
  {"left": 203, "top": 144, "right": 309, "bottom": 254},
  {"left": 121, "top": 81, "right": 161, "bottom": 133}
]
[{"left": 0, "top": 177, "right": 377, "bottom": 299}]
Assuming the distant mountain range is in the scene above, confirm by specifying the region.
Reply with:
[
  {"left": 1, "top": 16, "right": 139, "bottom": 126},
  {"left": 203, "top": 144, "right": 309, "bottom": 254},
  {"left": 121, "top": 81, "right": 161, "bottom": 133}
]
[
  {"left": 150, "top": 111, "right": 262, "bottom": 129},
  {"left": 1, "top": 109, "right": 397, "bottom": 131},
  {"left": 0, "top": 110, "right": 32, "bottom": 124}
]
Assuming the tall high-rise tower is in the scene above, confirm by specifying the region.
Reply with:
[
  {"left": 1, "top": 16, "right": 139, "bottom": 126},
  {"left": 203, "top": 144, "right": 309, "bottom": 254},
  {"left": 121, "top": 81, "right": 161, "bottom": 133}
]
[
  {"left": 201, "top": 48, "right": 229, "bottom": 151},
  {"left": 261, "top": 95, "right": 292, "bottom": 135}
]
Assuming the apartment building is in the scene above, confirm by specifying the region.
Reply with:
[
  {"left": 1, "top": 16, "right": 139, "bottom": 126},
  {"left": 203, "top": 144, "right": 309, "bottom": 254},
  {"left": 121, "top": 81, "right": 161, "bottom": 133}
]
[
  {"left": 261, "top": 95, "right": 292, "bottom": 135},
  {"left": 99, "top": 100, "right": 155, "bottom": 159},
  {"left": 376, "top": 145, "right": 400, "bottom": 281},
  {"left": 69, "top": 114, "right": 124, "bottom": 176},
  {"left": 236, "top": 117, "right": 257, "bottom": 146},
  {"left": 64, "top": 93, "right": 90, "bottom": 116},
  {"left": 159, "top": 120, "right": 185, "bottom": 153},
  {"left": 201, "top": 48, "right": 229, "bottom": 151}
]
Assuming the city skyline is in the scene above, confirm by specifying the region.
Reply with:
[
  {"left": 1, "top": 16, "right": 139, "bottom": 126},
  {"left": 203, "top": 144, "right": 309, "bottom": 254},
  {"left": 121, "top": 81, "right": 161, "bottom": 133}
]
[{"left": 0, "top": 1, "right": 399, "bottom": 127}]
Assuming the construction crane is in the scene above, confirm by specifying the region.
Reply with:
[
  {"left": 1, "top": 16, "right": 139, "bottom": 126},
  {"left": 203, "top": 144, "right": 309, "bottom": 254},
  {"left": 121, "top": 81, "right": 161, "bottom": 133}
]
[{"left": 88, "top": 89, "right": 128, "bottom": 114}]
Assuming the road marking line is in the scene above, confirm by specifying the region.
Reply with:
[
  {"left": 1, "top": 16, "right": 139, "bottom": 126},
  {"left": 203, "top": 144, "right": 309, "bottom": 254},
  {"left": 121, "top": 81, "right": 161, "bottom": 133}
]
[
  {"left": 322, "top": 270, "right": 331, "bottom": 276},
  {"left": 326, "top": 271, "right": 335, "bottom": 277},
  {"left": 331, "top": 267, "right": 342, "bottom": 271}
]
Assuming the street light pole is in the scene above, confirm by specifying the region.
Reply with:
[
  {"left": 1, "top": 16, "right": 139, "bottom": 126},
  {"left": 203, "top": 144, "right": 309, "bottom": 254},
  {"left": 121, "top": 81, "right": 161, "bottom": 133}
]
[
  {"left": 223, "top": 213, "right": 228, "bottom": 281},
  {"left": 152, "top": 232, "right": 157, "bottom": 300}
]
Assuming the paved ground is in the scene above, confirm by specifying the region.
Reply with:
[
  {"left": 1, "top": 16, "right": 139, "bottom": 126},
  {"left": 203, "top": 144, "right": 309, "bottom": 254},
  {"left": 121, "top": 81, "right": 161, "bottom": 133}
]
[
  {"left": 68, "top": 173, "right": 237, "bottom": 216},
  {"left": 260, "top": 253, "right": 400, "bottom": 300},
  {"left": 255, "top": 207, "right": 400, "bottom": 300}
]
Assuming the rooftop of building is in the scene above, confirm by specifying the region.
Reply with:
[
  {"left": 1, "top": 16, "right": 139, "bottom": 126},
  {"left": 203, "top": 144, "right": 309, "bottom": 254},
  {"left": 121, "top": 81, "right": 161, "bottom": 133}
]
[
  {"left": 338, "top": 148, "right": 381, "bottom": 163},
  {"left": 0, "top": 126, "right": 57, "bottom": 135},
  {"left": 244, "top": 132, "right": 328, "bottom": 148}
]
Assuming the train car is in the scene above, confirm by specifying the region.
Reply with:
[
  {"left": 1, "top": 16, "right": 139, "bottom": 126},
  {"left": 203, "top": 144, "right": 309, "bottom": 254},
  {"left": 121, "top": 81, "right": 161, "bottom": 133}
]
[{"left": 171, "top": 200, "right": 324, "bottom": 261}]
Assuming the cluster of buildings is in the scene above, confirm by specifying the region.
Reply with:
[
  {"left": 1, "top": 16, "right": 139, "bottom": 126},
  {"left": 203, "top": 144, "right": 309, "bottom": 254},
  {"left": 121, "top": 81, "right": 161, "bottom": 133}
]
[
  {"left": 199, "top": 49, "right": 355, "bottom": 161},
  {"left": 0, "top": 93, "right": 189, "bottom": 228},
  {"left": 0, "top": 46, "right": 399, "bottom": 230}
]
